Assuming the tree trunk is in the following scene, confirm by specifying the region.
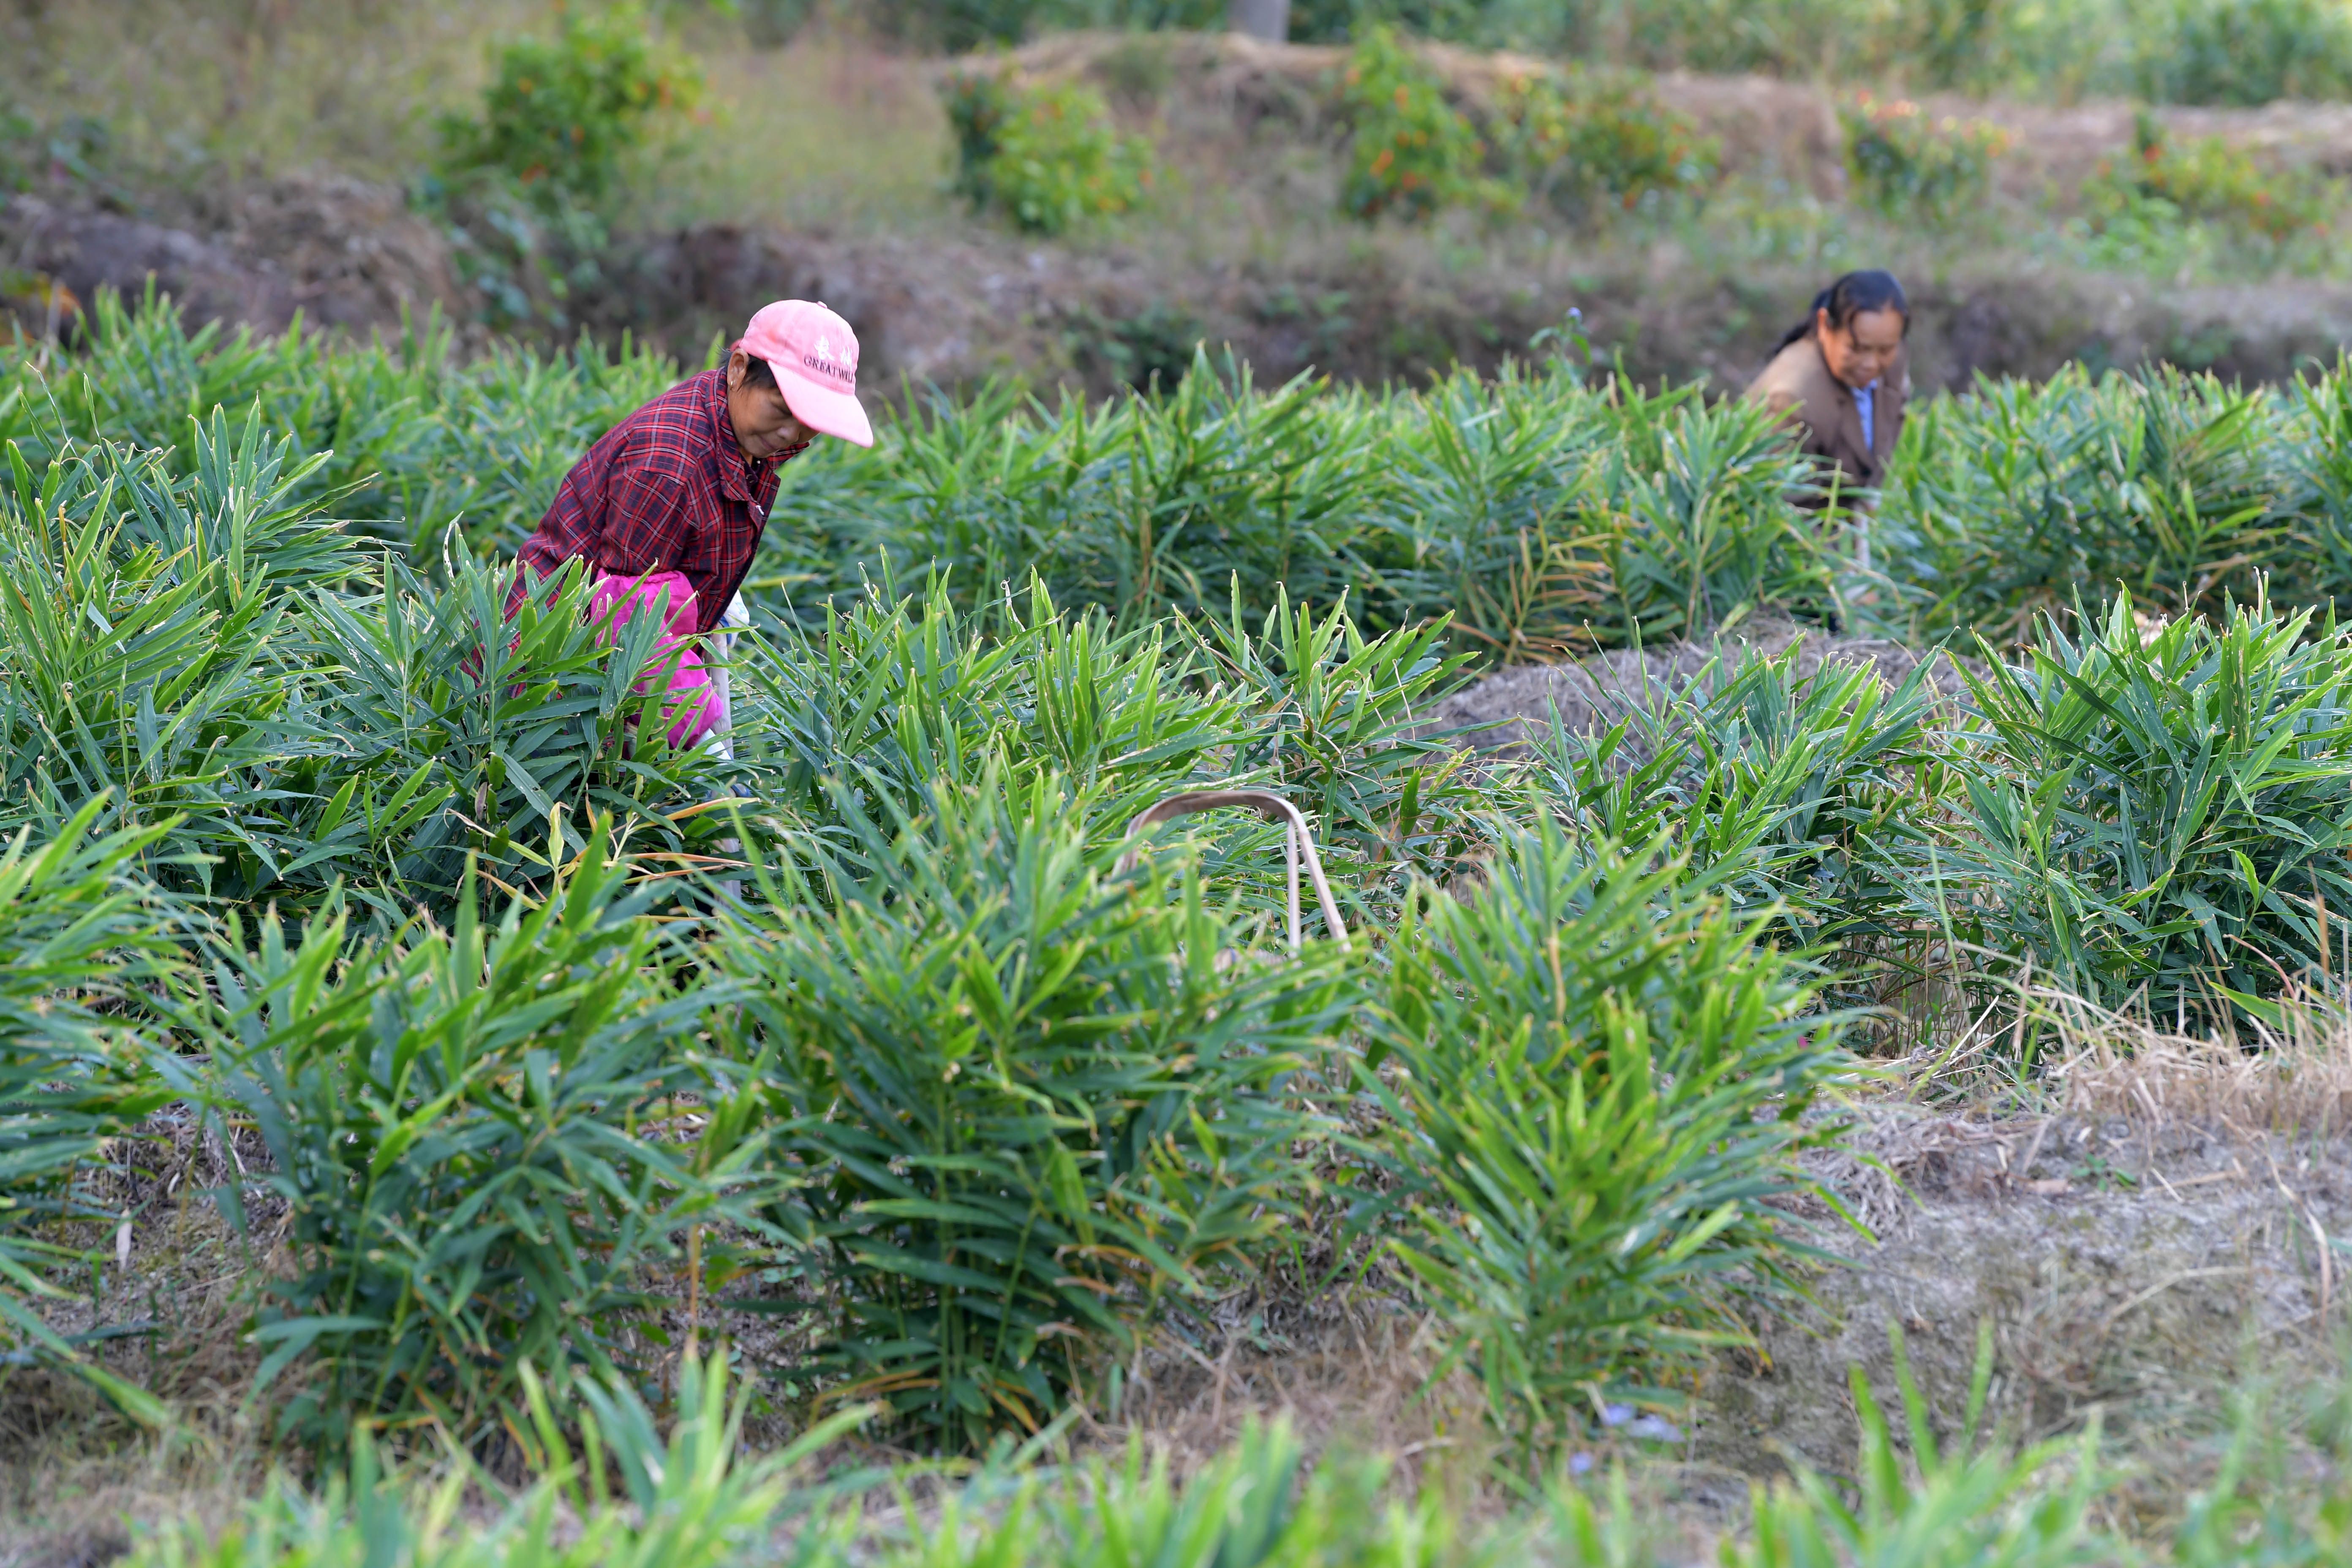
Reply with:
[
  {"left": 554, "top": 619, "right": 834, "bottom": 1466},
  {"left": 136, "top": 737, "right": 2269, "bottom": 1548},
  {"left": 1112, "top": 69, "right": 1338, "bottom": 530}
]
[{"left": 1226, "top": 0, "right": 1290, "bottom": 41}]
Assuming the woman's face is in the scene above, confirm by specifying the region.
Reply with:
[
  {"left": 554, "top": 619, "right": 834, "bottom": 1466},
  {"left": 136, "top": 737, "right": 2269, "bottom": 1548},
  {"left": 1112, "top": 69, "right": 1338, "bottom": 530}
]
[
  {"left": 1818, "top": 306, "right": 1906, "bottom": 390},
  {"left": 726, "top": 349, "right": 819, "bottom": 461}
]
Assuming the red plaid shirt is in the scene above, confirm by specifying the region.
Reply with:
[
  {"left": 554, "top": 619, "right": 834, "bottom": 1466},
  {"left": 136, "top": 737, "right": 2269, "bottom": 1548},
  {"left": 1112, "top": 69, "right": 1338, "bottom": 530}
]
[{"left": 508, "top": 359, "right": 799, "bottom": 634}]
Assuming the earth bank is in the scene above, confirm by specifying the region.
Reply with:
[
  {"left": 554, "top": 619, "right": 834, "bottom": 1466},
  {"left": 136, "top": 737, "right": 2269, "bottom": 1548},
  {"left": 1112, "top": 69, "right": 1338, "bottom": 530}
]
[{"left": 13, "top": 35, "right": 2352, "bottom": 393}]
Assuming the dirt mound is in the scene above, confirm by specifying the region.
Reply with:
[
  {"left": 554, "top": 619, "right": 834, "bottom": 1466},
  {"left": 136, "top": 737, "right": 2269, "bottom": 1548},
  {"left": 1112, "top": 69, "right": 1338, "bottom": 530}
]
[
  {"left": 1420, "top": 615, "right": 1978, "bottom": 757},
  {"left": 2, "top": 172, "right": 467, "bottom": 342},
  {"left": 581, "top": 212, "right": 2352, "bottom": 398}
]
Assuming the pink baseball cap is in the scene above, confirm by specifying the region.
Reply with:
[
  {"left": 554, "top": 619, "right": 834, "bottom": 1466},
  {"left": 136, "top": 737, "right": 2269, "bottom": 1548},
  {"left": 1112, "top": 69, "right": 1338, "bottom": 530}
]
[{"left": 741, "top": 299, "right": 873, "bottom": 448}]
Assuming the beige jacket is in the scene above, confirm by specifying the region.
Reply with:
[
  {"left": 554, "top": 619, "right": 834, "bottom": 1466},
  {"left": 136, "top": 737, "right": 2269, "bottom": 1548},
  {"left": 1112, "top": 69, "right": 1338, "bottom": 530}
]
[{"left": 1744, "top": 335, "right": 1909, "bottom": 494}]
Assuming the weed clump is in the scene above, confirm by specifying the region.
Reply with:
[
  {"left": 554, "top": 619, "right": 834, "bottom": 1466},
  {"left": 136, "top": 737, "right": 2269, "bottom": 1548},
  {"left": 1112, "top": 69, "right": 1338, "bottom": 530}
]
[
  {"left": 1332, "top": 26, "right": 1507, "bottom": 223},
  {"left": 943, "top": 70, "right": 1156, "bottom": 235},
  {"left": 427, "top": 8, "right": 705, "bottom": 330},
  {"left": 1493, "top": 68, "right": 1720, "bottom": 219},
  {"left": 434, "top": 8, "right": 702, "bottom": 206},
  {"left": 2079, "top": 112, "right": 2328, "bottom": 249},
  {"left": 1840, "top": 91, "right": 2012, "bottom": 225}
]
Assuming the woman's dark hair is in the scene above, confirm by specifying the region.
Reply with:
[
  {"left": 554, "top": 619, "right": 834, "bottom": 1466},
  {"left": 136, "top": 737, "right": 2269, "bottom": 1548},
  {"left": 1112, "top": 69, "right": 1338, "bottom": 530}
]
[
  {"left": 1777, "top": 270, "right": 1909, "bottom": 351},
  {"left": 738, "top": 352, "right": 779, "bottom": 391}
]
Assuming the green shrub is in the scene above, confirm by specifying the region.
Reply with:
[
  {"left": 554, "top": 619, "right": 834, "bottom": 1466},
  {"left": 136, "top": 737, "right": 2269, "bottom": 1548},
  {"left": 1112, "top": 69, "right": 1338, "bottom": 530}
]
[
  {"left": 1533, "top": 640, "right": 1952, "bottom": 957},
  {"left": 122, "top": 1351, "right": 874, "bottom": 1568},
  {"left": 4, "top": 406, "right": 359, "bottom": 604},
  {"left": 1373, "top": 360, "right": 1614, "bottom": 663},
  {"left": 0, "top": 432, "right": 729, "bottom": 923},
  {"left": 1492, "top": 68, "right": 1720, "bottom": 218},
  {"left": 0, "top": 800, "right": 176, "bottom": 1424},
  {"left": 716, "top": 770, "right": 1353, "bottom": 1451},
  {"left": 425, "top": 7, "right": 701, "bottom": 330},
  {"left": 1841, "top": 91, "right": 2012, "bottom": 223},
  {"left": 1360, "top": 819, "right": 1848, "bottom": 1470},
  {"left": 776, "top": 349, "right": 1392, "bottom": 629},
  {"left": 740, "top": 579, "right": 1248, "bottom": 846},
  {"left": 434, "top": 7, "right": 702, "bottom": 207},
  {"left": 178, "top": 841, "right": 783, "bottom": 1453},
  {"left": 1936, "top": 588, "right": 2352, "bottom": 1024},
  {"left": 14, "top": 272, "right": 678, "bottom": 556},
  {"left": 8, "top": 302, "right": 1843, "bottom": 661},
  {"left": 1873, "top": 364, "right": 2288, "bottom": 644},
  {"left": 2080, "top": 113, "right": 2328, "bottom": 244},
  {"left": 1333, "top": 25, "right": 1508, "bottom": 223},
  {"left": 735, "top": 572, "right": 1477, "bottom": 939},
  {"left": 288, "top": 556, "right": 734, "bottom": 923},
  {"left": 1592, "top": 387, "right": 1832, "bottom": 640},
  {"left": 1186, "top": 585, "right": 1486, "bottom": 921},
  {"left": 2286, "top": 361, "right": 2352, "bottom": 616},
  {"left": 943, "top": 71, "right": 1155, "bottom": 235},
  {"left": 365, "top": 331, "right": 682, "bottom": 560},
  {"left": 0, "top": 435, "right": 305, "bottom": 895},
  {"left": 2132, "top": 0, "right": 2352, "bottom": 104}
]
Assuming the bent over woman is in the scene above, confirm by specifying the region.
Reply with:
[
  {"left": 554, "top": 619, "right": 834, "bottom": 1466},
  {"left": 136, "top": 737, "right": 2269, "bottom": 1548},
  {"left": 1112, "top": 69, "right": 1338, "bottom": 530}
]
[
  {"left": 505, "top": 299, "right": 873, "bottom": 752},
  {"left": 1745, "top": 270, "right": 1910, "bottom": 496}
]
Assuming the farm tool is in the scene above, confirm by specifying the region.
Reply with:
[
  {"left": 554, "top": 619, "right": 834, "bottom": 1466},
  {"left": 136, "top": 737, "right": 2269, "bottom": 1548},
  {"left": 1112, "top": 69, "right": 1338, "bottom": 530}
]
[{"left": 1117, "top": 789, "right": 1350, "bottom": 953}]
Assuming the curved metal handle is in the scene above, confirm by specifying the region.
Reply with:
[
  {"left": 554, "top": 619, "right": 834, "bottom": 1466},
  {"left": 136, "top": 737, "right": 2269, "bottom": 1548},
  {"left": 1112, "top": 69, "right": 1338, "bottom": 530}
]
[{"left": 1117, "top": 789, "right": 1350, "bottom": 953}]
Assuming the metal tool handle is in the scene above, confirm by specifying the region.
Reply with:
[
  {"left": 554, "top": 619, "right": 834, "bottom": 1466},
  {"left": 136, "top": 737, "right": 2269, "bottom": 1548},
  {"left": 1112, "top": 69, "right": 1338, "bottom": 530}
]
[{"left": 1117, "top": 789, "right": 1350, "bottom": 953}]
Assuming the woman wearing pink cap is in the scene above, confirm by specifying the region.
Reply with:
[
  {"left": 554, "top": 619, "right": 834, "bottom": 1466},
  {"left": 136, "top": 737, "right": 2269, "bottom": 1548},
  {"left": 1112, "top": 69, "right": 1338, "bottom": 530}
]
[{"left": 508, "top": 299, "right": 872, "bottom": 752}]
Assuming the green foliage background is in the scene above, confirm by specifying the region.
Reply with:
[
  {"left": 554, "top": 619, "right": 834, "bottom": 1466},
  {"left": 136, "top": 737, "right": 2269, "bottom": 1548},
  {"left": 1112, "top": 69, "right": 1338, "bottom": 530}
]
[{"left": 852, "top": 0, "right": 2352, "bottom": 105}]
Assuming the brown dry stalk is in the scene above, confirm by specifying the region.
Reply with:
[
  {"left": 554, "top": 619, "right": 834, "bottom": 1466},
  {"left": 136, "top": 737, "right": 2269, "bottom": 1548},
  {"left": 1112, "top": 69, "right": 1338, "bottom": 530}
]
[{"left": 2039, "top": 987, "right": 2352, "bottom": 1135}]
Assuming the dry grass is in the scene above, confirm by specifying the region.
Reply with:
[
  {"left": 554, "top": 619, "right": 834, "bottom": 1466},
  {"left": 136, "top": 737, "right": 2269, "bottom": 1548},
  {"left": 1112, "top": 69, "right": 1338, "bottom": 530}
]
[
  {"left": 2046, "top": 989, "right": 2352, "bottom": 1137},
  {"left": 0, "top": 0, "right": 542, "bottom": 182},
  {"left": 0, "top": 1112, "right": 284, "bottom": 1566},
  {"left": 652, "top": 29, "right": 950, "bottom": 233},
  {"left": 1693, "top": 980, "right": 2352, "bottom": 1523}
]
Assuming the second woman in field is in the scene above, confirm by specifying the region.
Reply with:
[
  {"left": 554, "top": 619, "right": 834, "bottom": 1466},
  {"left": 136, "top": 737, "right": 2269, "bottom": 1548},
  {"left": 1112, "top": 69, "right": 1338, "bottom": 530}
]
[{"left": 1745, "top": 269, "right": 1910, "bottom": 496}]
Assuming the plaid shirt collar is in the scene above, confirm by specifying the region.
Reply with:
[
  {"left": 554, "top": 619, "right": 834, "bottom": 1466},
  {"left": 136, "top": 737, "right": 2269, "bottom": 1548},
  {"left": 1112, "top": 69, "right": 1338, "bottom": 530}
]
[{"left": 705, "top": 371, "right": 761, "bottom": 500}]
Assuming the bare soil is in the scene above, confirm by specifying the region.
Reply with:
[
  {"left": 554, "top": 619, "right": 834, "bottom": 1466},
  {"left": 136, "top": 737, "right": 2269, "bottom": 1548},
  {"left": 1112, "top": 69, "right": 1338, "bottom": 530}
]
[{"left": 3, "top": 174, "right": 468, "bottom": 344}]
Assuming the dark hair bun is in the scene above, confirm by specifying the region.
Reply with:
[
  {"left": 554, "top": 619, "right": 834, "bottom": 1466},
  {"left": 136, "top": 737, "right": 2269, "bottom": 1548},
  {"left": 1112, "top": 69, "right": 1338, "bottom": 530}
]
[{"left": 1776, "top": 270, "right": 1908, "bottom": 352}]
